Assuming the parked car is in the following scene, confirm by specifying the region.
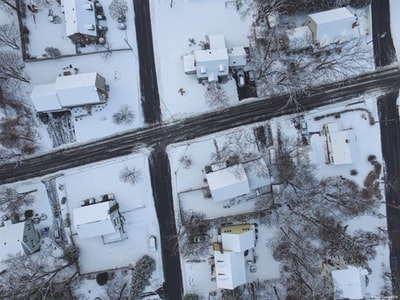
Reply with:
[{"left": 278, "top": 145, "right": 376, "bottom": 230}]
[
  {"left": 149, "top": 235, "right": 157, "bottom": 251},
  {"left": 236, "top": 69, "right": 245, "bottom": 87},
  {"left": 247, "top": 70, "right": 255, "bottom": 82}
]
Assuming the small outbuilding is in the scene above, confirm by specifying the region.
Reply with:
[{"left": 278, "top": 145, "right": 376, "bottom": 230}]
[{"left": 305, "top": 7, "right": 356, "bottom": 47}]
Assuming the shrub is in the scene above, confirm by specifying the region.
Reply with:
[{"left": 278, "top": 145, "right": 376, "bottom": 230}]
[
  {"left": 96, "top": 272, "right": 109, "bottom": 286},
  {"left": 350, "top": 169, "right": 358, "bottom": 176},
  {"left": 350, "top": 0, "right": 371, "bottom": 8},
  {"left": 184, "top": 294, "right": 199, "bottom": 300}
]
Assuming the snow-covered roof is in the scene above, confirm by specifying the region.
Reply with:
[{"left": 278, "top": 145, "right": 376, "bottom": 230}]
[
  {"left": 194, "top": 48, "right": 229, "bottom": 81},
  {"left": 209, "top": 34, "right": 226, "bottom": 49},
  {"left": 221, "top": 224, "right": 254, "bottom": 252},
  {"left": 0, "top": 221, "right": 26, "bottom": 262},
  {"left": 214, "top": 250, "right": 246, "bottom": 290},
  {"left": 61, "top": 0, "right": 98, "bottom": 38},
  {"left": 206, "top": 164, "right": 250, "bottom": 202},
  {"left": 54, "top": 72, "right": 103, "bottom": 107},
  {"left": 30, "top": 83, "right": 63, "bottom": 112},
  {"left": 332, "top": 266, "right": 368, "bottom": 299},
  {"left": 309, "top": 7, "right": 354, "bottom": 25},
  {"left": 183, "top": 54, "right": 196, "bottom": 74},
  {"left": 325, "top": 123, "right": 357, "bottom": 165},
  {"left": 284, "top": 26, "right": 312, "bottom": 50},
  {"left": 227, "top": 47, "right": 247, "bottom": 67},
  {"left": 307, "top": 7, "right": 355, "bottom": 46},
  {"left": 73, "top": 200, "right": 117, "bottom": 239}
]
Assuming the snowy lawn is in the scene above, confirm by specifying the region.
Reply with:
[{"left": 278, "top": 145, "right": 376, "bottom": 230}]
[
  {"left": 6, "top": 0, "right": 143, "bottom": 147},
  {"left": 151, "top": 0, "right": 252, "bottom": 121},
  {"left": 168, "top": 93, "right": 390, "bottom": 297},
  {"left": 54, "top": 152, "right": 163, "bottom": 278}
]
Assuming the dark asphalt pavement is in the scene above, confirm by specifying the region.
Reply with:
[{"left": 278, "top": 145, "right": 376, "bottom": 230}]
[
  {"left": 149, "top": 146, "right": 183, "bottom": 300},
  {"left": 134, "top": 0, "right": 162, "bottom": 124},
  {"left": 372, "top": 0, "right": 397, "bottom": 66}
]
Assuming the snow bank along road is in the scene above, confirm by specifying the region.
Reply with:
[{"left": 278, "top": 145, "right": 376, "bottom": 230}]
[{"left": 0, "top": 66, "right": 399, "bottom": 184}]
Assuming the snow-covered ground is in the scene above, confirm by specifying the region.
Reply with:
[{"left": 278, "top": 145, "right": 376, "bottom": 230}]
[
  {"left": 5, "top": 0, "right": 143, "bottom": 147},
  {"left": 167, "top": 93, "right": 390, "bottom": 298},
  {"left": 151, "top": 0, "right": 252, "bottom": 121},
  {"left": 0, "top": 152, "right": 164, "bottom": 299}
]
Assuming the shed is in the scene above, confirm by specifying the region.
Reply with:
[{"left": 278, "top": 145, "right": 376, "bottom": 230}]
[
  {"left": 61, "top": 0, "right": 98, "bottom": 44},
  {"left": 73, "top": 200, "right": 122, "bottom": 239},
  {"left": 30, "top": 83, "right": 63, "bottom": 112},
  {"left": 283, "top": 26, "right": 313, "bottom": 51},
  {"left": 332, "top": 266, "right": 368, "bottom": 299},
  {"left": 228, "top": 47, "right": 247, "bottom": 68},
  {"left": 206, "top": 164, "right": 250, "bottom": 202},
  {"left": 214, "top": 250, "right": 246, "bottom": 290},
  {"left": 306, "top": 7, "right": 355, "bottom": 46},
  {"left": 54, "top": 72, "right": 107, "bottom": 108}
]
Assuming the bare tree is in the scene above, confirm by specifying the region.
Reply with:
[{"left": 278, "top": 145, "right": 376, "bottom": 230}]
[
  {"left": 0, "top": 245, "right": 79, "bottom": 299},
  {"left": 119, "top": 166, "right": 141, "bottom": 185},
  {"left": 0, "top": 50, "right": 29, "bottom": 83},
  {"left": 112, "top": 104, "right": 135, "bottom": 125},
  {"left": 0, "top": 187, "right": 36, "bottom": 214},
  {"left": 130, "top": 255, "right": 156, "bottom": 300},
  {"left": 0, "top": 23, "right": 20, "bottom": 49},
  {"left": 179, "top": 155, "right": 192, "bottom": 169},
  {"left": 109, "top": 0, "right": 128, "bottom": 22},
  {"left": 205, "top": 82, "right": 229, "bottom": 108}
]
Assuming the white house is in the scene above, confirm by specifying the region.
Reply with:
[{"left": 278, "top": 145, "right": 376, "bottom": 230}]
[
  {"left": 305, "top": 7, "right": 356, "bottom": 47},
  {"left": 206, "top": 164, "right": 250, "bottom": 202},
  {"left": 0, "top": 219, "right": 40, "bottom": 263},
  {"left": 185, "top": 34, "right": 246, "bottom": 81},
  {"left": 324, "top": 123, "right": 357, "bottom": 165},
  {"left": 214, "top": 224, "right": 255, "bottom": 290},
  {"left": 73, "top": 199, "right": 124, "bottom": 241},
  {"left": 31, "top": 72, "right": 108, "bottom": 112},
  {"left": 194, "top": 48, "right": 229, "bottom": 82},
  {"left": 61, "top": 0, "right": 98, "bottom": 44},
  {"left": 332, "top": 266, "right": 368, "bottom": 299},
  {"left": 214, "top": 250, "right": 246, "bottom": 290},
  {"left": 283, "top": 26, "right": 313, "bottom": 51}
]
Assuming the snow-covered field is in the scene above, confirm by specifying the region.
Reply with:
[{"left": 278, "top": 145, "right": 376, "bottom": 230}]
[{"left": 168, "top": 93, "right": 391, "bottom": 298}]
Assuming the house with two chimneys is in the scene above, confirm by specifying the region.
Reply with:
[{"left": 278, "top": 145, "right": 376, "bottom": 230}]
[
  {"left": 213, "top": 224, "right": 255, "bottom": 290},
  {"left": 30, "top": 72, "right": 108, "bottom": 113},
  {"left": 183, "top": 34, "right": 247, "bottom": 82},
  {"left": 0, "top": 219, "right": 41, "bottom": 264}
]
